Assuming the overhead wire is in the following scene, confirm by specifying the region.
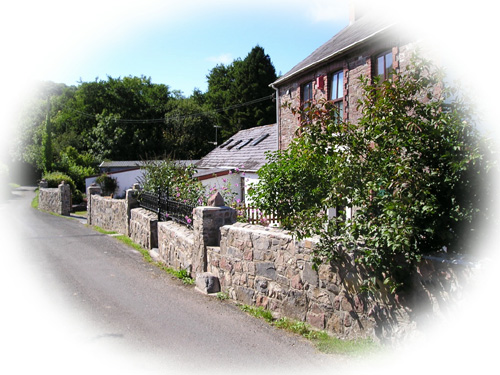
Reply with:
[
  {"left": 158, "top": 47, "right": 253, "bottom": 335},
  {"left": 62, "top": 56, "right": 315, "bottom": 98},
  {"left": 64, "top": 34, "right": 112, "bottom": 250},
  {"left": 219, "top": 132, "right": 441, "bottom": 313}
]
[{"left": 65, "top": 94, "right": 274, "bottom": 125}]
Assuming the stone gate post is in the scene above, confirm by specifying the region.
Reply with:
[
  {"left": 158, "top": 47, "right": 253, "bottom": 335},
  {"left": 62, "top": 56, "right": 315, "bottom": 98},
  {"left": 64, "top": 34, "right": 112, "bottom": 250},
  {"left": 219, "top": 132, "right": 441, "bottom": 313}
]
[
  {"left": 86, "top": 183, "right": 102, "bottom": 226},
  {"left": 125, "top": 186, "right": 140, "bottom": 236},
  {"left": 58, "top": 181, "right": 71, "bottom": 216},
  {"left": 192, "top": 193, "right": 237, "bottom": 276}
]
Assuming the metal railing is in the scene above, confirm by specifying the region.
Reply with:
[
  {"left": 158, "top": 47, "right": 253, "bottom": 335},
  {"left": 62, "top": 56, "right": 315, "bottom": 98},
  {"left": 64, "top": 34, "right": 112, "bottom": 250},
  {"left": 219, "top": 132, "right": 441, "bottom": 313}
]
[{"left": 138, "top": 189, "right": 195, "bottom": 228}]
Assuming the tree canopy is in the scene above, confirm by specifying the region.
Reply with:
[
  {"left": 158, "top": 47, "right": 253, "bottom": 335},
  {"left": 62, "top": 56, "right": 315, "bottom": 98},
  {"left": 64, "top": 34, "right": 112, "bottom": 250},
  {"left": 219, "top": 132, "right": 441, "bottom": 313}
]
[
  {"left": 12, "top": 45, "right": 277, "bottom": 187},
  {"left": 205, "top": 45, "right": 277, "bottom": 140}
]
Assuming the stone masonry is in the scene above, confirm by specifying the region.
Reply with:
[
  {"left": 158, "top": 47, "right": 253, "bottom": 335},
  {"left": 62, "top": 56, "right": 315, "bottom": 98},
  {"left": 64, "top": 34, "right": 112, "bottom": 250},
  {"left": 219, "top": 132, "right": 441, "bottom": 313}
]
[
  {"left": 87, "top": 187, "right": 138, "bottom": 236},
  {"left": 157, "top": 220, "right": 194, "bottom": 273},
  {"left": 129, "top": 208, "right": 158, "bottom": 249},
  {"left": 207, "top": 222, "right": 476, "bottom": 342},
  {"left": 38, "top": 181, "right": 71, "bottom": 216},
  {"left": 85, "top": 187, "right": 475, "bottom": 342}
]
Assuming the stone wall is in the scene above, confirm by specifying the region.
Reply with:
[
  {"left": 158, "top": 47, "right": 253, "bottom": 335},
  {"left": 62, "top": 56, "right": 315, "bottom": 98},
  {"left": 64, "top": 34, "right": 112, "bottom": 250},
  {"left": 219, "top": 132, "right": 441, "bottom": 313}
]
[
  {"left": 87, "top": 186, "right": 139, "bottom": 236},
  {"left": 88, "top": 195, "right": 128, "bottom": 235},
  {"left": 155, "top": 205, "right": 237, "bottom": 278},
  {"left": 84, "top": 187, "right": 475, "bottom": 342},
  {"left": 157, "top": 220, "right": 195, "bottom": 272},
  {"left": 207, "top": 222, "right": 476, "bottom": 343},
  {"left": 129, "top": 208, "right": 158, "bottom": 249},
  {"left": 38, "top": 181, "right": 71, "bottom": 216}
]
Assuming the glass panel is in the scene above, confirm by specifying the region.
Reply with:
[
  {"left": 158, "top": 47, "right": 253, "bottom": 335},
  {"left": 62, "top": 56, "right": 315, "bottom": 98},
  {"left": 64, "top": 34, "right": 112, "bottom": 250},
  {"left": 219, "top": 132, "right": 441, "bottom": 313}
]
[
  {"left": 334, "top": 101, "right": 344, "bottom": 122},
  {"left": 330, "top": 71, "right": 343, "bottom": 100},
  {"left": 377, "top": 55, "right": 385, "bottom": 77},
  {"left": 331, "top": 74, "right": 338, "bottom": 100},
  {"left": 303, "top": 82, "right": 312, "bottom": 102},
  {"left": 385, "top": 52, "right": 393, "bottom": 78},
  {"left": 337, "top": 71, "right": 343, "bottom": 98}
]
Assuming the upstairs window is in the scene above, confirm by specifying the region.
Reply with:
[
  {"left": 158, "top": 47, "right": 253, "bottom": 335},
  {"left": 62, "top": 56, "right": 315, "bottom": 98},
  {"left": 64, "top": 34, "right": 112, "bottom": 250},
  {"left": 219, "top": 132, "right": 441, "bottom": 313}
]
[
  {"left": 329, "top": 70, "right": 344, "bottom": 121},
  {"left": 376, "top": 51, "right": 393, "bottom": 81},
  {"left": 301, "top": 81, "right": 313, "bottom": 109}
]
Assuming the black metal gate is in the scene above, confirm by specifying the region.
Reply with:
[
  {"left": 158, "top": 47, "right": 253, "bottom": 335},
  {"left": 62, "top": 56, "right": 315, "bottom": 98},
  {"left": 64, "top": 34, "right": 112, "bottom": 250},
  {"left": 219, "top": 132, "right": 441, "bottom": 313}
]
[{"left": 138, "top": 189, "right": 195, "bottom": 228}]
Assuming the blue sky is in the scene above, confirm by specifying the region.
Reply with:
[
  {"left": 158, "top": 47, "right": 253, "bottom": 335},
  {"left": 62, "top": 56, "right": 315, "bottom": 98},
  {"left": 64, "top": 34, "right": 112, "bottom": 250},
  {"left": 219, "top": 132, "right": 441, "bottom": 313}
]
[
  {"left": 4, "top": 0, "right": 351, "bottom": 96},
  {"left": 1, "top": 0, "right": 499, "bottom": 133}
]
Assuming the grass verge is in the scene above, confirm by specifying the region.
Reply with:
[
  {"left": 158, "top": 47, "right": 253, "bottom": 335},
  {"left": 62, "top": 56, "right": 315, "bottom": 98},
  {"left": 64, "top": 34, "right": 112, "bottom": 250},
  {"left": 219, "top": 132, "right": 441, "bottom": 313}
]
[
  {"left": 238, "top": 305, "right": 379, "bottom": 356},
  {"left": 31, "top": 189, "right": 39, "bottom": 209}
]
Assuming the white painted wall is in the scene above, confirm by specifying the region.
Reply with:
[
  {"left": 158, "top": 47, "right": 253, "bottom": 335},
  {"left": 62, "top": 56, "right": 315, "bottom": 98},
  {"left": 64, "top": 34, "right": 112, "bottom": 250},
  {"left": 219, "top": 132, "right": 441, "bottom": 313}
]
[{"left": 85, "top": 169, "right": 144, "bottom": 198}]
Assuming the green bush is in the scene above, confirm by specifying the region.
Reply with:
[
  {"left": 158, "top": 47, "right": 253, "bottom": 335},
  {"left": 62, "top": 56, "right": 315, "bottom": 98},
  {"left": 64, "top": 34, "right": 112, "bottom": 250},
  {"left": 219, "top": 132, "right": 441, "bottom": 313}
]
[
  {"left": 95, "top": 173, "right": 118, "bottom": 196},
  {"left": 42, "top": 171, "right": 84, "bottom": 204},
  {"left": 42, "top": 171, "right": 76, "bottom": 191},
  {"left": 250, "top": 53, "right": 495, "bottom": 293}
]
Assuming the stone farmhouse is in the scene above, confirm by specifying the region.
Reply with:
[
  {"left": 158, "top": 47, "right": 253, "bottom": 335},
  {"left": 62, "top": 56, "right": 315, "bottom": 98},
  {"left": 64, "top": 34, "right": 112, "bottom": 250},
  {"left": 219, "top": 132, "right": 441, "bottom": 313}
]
[{"left": 271, "top": 11, "right": 417, "bottom": 150}]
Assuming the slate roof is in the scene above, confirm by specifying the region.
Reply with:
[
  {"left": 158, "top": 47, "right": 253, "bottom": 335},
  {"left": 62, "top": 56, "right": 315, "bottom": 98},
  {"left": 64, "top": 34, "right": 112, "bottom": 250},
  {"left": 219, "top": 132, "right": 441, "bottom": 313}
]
[
  {"left": 195, "top": 123, "right": 277, "bottom": 174},
  {"left": 272, "top": 15, "right": 395, "bottom": 87}
]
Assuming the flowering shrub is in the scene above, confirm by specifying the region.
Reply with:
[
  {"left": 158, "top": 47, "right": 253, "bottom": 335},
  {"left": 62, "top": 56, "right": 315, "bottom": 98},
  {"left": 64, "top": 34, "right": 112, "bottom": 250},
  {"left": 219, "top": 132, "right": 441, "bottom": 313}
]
[
  {"left": 137, "top": 160, "right": 206, "bottom": 206},
  {"left": 250, "top": 54, "right": 495, "bottom": 293}
]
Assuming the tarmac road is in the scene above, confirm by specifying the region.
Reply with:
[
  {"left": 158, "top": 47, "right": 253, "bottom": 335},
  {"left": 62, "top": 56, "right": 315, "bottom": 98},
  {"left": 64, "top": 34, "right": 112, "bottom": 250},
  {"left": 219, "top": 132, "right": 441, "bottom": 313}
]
[{"left": 0, "top": 188, "right": 350, "bottom": 375}]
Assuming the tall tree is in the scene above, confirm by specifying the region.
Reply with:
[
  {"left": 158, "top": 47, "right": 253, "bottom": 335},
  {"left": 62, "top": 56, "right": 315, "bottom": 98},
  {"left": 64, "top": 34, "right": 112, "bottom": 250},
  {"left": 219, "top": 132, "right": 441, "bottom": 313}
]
[
  {"left": 206, "top": 45, "right": 277, "bottom": 140},
  {"left": 163, "top": 93, "right": 218, "bottom": 159},
  {"left": 41, "top": 97, "right": 53, "bottom": 173}
]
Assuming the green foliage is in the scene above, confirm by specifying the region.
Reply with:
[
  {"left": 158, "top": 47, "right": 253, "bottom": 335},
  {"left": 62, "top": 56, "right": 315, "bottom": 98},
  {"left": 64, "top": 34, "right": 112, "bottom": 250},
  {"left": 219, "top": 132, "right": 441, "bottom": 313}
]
[
  {"left": 205, "top": 45, "right": 277, "bottom": 141},
  {"left": 239, "top": 305, "right": 274, "bottom": 322},
  {"left": 54, "top": 146, "right": 97, "bottom": 191},
  {"left": 95, "top": 173, "right": 118, "bottom": 196},
  {"left": 41, "top": 103, "right": 53, "bottom": 173},
  {"left": 42, "top": 171, "right": 85, "bottom": 203},
  {"left": 31, "top": 189, "right": 39, "bottom": 209},
  {"left": 169, "top": 268, "right": 195, "bottom": 285},
  {"left": 42, "top": 171, "right": 76, "bottom": 191},
  {"left": 216, "top": 291, "right": 230, "bottom": 300},
  {"left": 251, "top": 53, "right": 495, "bottom": 292},
  {"left": 137, "top": 159, "right": 206, "bottom": 205},
  {"left": 14, "top": 46, "right": 277, "bottom": 181},
  {"left": 238, "top": 305, "right": 378, "bottom": 355},
  {"left": 163, "top": 95, "right": 217, "bottom": 159},
  {"left": 81, "top": 76, "right": 172, "bottom": 161}
]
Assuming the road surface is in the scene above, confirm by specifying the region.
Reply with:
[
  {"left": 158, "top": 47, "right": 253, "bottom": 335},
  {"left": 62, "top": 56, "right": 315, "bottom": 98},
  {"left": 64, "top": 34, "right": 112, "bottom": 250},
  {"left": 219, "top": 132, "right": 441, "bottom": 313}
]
[{"left": 0, "top": 188, "right": 352, "bottom": 374}]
